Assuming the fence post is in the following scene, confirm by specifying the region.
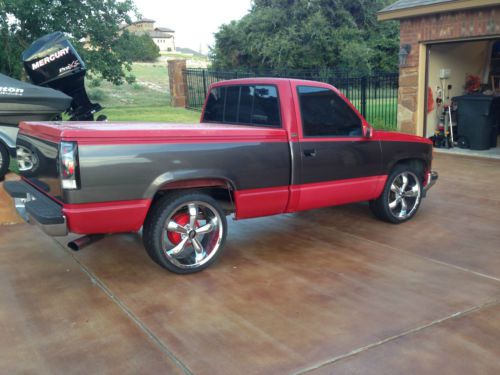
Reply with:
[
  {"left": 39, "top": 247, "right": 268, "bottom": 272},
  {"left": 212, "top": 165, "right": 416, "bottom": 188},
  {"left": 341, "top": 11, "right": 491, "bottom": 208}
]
[
  {"left": 168, "top": 59, "right": 188, "bottom": 107},
  {"left": 360, "top": 76, "right": 367, "bottom": 118},
  {"left": 202, "top": 69, "right": 208, "bottom": 97}
]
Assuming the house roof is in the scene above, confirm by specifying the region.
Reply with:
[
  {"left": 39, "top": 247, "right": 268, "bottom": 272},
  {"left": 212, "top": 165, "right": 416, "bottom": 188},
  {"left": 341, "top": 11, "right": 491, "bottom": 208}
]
[
  {"left": 135, "top": 18, "right": 155, "bottom": 23},
  {"left": 150, "top": 31, "right": 173, "bottom": 39},
  {"left": 381, "top": 0, "right": 454, "bottom": 13},
  {"left": 155, "top": 27, "right": 175, "bottom": 33},
  {"left": 378, "top": 0, "right": 500, "bottom": 21}
]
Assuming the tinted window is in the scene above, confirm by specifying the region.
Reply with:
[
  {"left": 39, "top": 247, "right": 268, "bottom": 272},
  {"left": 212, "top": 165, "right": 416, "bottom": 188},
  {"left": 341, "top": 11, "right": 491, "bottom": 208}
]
[
  {"left": 203, "top": 85, "right": 281, "bottom": 127},
  {"left": 224, "top": 86, "right": 239, "bottom": 123},
  {"left": 238, "top": 86, "right": 254, "bottom": 123},
  {"left": 203, "top": 87, "right": 225, "bottom": 122},
  {"left": 297, "top": 86, "right": 362, "bottom": 137},
  {"left": 252, "top": 86, "right": 280, "bottom": 126}
]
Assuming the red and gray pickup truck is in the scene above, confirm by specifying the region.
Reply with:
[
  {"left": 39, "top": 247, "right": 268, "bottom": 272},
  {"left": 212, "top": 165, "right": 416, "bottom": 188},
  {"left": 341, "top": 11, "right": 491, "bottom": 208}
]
[{"left": 5, "top": 78, "right": 438, "bottom": 274}]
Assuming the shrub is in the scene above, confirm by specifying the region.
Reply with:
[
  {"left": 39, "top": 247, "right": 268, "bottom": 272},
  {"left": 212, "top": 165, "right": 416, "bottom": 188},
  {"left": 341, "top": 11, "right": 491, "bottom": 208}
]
[
  {"left": 131, "top": 83, "right": 143, "bottom": 91},
  {"left": 89, "top": 78, "right": 102, "bottom": 88},
  {"left": 88, "top": 88, "right": 106, "bottom": 102},
  {"left": 115, "top": 31, "right": 160, "bottom": 63}
]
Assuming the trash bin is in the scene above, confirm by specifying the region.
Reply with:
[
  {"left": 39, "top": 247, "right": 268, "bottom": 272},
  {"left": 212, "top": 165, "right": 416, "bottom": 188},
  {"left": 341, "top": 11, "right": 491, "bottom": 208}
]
[
  {"left": 453, "top": 95, "right": 500, "bottom": 150},
  {"left": 492, "top": 99, "right": 500, "bottom": 148},
  {"left": 492, "top": 123, "right": 499, "bottom": 148}
]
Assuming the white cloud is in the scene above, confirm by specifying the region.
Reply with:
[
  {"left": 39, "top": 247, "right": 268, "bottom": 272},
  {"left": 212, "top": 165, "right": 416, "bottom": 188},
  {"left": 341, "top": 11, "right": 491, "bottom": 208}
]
[{"left": 133, "top": 0, "right": 251, "bottom": 54}]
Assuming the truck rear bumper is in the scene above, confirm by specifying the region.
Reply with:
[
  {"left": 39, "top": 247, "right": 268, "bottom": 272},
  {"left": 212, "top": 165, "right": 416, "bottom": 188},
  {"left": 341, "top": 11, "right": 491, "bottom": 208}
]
[{"left": 3, "top": 180, "right": 68, "bottom": 236}]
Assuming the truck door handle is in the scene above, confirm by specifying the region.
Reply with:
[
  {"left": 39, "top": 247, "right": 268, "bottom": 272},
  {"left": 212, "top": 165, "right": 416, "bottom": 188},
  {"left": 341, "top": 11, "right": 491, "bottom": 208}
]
[{"left": 303, "top": 148, "right": 316, "bottom": 157}]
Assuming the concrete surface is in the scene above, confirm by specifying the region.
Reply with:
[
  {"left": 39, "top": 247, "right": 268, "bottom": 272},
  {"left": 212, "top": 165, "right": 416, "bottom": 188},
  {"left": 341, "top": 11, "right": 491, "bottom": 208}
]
[
  {"left": 0, "top": 153, "right": 499, "bottom": 374},
  {"left": 0, "top": 174, "right": 23, "bottom": 225}
]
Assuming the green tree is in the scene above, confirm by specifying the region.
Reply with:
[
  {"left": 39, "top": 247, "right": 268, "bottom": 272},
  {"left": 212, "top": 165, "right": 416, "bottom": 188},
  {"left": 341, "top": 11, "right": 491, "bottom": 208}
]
[
  {"left": 210, "top": 0, "right": 399, "bottom": 74},
  {"left": 0, "top": 0, "right": 136, "bottom": 84},
  {"left": 115, "top": 32, "right": 160, "bottom": 62}
]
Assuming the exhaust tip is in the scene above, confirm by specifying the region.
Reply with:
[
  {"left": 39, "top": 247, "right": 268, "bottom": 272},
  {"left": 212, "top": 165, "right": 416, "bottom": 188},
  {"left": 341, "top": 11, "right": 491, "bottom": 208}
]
[
  {"left": 67, "top": 241, "right": 80, "bottom": 251},
  {"left": 67, "top": 235, "right": 104, "bottom": 252}
]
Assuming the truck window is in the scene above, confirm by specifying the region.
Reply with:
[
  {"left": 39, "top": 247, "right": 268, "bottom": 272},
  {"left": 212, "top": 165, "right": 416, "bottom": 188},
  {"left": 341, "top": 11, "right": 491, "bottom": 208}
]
[
  {"left": 297, "top": 86, "right": 362, "bottom": 137},
  {"left": 203, "top": 85, "right": 281, "bottom": 127},
  {"left": 203, "top": 87, "right": 225, "bottom": 122}
]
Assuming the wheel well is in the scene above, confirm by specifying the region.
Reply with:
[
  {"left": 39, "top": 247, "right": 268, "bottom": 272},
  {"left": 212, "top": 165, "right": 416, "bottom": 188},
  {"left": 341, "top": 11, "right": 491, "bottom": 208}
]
[
  {"left": 150, "top": 180, "right": 235, "bottom": 216},
  {"left": 0, "top": 140, "right": 12, "bottom": 156},
  {"left": 393, "top": 159, "right": 427, "bottom": 181}
]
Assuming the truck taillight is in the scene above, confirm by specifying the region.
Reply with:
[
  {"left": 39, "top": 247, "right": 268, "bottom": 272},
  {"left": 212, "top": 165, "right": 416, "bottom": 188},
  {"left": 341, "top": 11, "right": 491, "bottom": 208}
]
[{"left": 59, "top": 141, "right": 79, "bottom": 190}]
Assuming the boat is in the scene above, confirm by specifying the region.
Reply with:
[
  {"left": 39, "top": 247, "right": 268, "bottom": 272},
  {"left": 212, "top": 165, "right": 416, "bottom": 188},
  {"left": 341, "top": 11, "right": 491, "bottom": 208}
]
[
  {"left": 0, "top": 31, "right": 102, "bottom": 179},
  {"left": 0, "top": 73, "right": 72, "bottom": 127}
]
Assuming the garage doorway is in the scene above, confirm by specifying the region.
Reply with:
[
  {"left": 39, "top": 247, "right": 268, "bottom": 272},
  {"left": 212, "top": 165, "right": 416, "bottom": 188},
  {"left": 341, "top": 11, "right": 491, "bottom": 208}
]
[{"left": 424, "top": 38, "right": 500, "bottom": 158}]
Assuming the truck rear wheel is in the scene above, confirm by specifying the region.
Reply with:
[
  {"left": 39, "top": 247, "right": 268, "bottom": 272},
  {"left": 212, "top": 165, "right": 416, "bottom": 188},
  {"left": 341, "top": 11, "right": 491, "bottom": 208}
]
[
  {"left": 0, "top": 143, "right": 10, "bottom": 180},
  {"left": 143, "top": 192, "right": 227, "bottom": 274},
  {"left": 369, "top": 164, "right": 423, "bottom": 224}
]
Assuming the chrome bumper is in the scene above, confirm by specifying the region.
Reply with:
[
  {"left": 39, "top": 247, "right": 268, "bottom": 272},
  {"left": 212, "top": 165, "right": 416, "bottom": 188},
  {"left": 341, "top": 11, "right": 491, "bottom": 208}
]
[
  {"left": 4, "top": 181, "right": 68, "bottom": 237},
  {"left": 423, "top": 171, "right": 438, "bottom": 197}
]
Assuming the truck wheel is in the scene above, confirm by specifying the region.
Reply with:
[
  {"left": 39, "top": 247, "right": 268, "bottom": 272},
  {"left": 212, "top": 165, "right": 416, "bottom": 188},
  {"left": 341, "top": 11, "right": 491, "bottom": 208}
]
[
  {"left": 0, "top": 143, "right": 10, "bottom": 180},
  {"left": 369, "top": 164, "right": 423, "bottom": 224},
  {"left": 16, "top": 140, "right": 40, "bottom": 176},
  {"left": 143, "top": 192, "right": 227, "bottom": 274}
]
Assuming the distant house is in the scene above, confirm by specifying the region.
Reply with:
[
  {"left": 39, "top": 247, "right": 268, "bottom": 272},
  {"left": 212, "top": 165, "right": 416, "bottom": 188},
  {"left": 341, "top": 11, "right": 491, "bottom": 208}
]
[{"left": 122, "top": 18, "right": 176, "bottom": 53}]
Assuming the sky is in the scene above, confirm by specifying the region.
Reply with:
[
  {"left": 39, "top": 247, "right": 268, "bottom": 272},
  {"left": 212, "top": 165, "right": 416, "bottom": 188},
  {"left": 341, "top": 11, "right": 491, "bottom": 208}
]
[{"left": 134, "top": 0, "right": 252, "bottom": 54}]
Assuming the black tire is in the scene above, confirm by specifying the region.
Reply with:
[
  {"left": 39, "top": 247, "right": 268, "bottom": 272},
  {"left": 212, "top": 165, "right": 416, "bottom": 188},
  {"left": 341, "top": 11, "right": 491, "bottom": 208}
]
[
  {"left": 143, "top": 191, "right": 228, "bottom": 274},
  {"left": 0, "top": 142, "right": 10, "bottom": 181},
  {"left": 369, "top": 163, "right": 423, "bottom": 224}
]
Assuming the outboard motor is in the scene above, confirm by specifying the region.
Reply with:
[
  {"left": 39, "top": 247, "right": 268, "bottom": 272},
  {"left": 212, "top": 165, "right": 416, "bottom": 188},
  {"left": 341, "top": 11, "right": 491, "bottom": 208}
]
[{"left": 22, "top": 31, "right": 102, "bottom": 121}]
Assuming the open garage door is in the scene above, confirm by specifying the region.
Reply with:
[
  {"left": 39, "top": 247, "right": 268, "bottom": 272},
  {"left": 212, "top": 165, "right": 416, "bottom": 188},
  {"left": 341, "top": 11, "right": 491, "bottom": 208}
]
[{"left": 425, "top": 38, "right": 500, "bottom": 158}]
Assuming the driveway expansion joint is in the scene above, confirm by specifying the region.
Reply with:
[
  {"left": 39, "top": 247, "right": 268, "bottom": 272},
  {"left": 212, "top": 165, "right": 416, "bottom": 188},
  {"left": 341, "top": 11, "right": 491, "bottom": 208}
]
[
  {"left": 317, "top": 223, "right": 500, "bottom": 284},
  {"left": 294, "top": 298, "right": 500, "bottom": 375},
  {"left": 54, "top": 239, "right": 194, "bottom": 375}
]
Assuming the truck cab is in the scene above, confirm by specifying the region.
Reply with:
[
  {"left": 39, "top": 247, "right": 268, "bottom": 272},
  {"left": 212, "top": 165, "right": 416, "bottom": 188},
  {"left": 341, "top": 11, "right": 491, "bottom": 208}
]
[{"left": 202, "top": 78, "right": 434, "bottom": 218}]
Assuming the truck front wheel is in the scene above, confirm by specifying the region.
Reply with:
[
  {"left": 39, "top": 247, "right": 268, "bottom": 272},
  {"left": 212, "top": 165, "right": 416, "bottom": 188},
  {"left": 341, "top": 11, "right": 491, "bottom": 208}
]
[
  {"left": 369, "top": 164, "right": 423, "bottom": 224},
  {"left": 143, "top": 192, "right": 227, "bottom": 274}
]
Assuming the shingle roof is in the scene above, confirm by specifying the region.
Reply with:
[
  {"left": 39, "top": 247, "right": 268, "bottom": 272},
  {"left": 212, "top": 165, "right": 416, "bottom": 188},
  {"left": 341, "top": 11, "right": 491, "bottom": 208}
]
[
  {"left": 380, "top": 0, "right": 456, "bottom": 13},
  {"left": 150, "top": 31, "right": 173, "bottom": 38},
  {"left": 134, "top": 18, "right": 155, "bottom": 23},
  {"left": 155, "top": 27, "right": 175, "bottom": 33}
]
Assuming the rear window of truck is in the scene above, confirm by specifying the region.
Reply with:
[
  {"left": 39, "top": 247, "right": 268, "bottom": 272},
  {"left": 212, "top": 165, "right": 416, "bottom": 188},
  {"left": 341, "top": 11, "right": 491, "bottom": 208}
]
[{"left": 203, "top": 85, "right": 281, "bottom": 127}]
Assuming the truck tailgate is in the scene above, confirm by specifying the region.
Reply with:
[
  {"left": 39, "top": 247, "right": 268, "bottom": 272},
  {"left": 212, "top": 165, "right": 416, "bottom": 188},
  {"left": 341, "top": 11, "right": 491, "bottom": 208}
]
[{"left": 17, "top": 132, "right": 62, "bottom": 201}]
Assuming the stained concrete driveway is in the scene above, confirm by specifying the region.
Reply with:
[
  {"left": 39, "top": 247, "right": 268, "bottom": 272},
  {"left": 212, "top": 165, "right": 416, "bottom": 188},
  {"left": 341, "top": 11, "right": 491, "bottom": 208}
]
[{"left": 1, "top": 153, "right": 499, "bottom": 374}]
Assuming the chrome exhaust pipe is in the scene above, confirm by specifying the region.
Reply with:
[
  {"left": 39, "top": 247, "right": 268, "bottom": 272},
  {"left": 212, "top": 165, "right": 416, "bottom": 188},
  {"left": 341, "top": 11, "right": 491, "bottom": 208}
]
[{"left": 67, "top": 235, "right": 104, "bottom": 251}]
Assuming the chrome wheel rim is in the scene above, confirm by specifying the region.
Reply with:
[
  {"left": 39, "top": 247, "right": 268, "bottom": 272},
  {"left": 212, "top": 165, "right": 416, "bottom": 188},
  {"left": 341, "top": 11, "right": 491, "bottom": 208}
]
[
  {"left": 161, "top": 201, "right": 223, "bottom": 270},
  {"left": 16, "top": 145, "right": 38, "bottom": 172},
  {"left": 388, "top": 171, "right": 421, "bottom": 219}
]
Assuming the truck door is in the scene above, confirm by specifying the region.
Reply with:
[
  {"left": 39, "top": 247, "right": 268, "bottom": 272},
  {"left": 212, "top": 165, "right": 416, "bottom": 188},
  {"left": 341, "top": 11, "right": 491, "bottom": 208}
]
[{"left": 290, "top": 84, "right": 384, "bottom": 212}]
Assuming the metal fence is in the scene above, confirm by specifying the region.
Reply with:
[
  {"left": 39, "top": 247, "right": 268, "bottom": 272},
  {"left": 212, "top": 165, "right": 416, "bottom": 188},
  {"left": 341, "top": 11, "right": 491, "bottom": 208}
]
[{"left": 185, "top": 68, "right": 399, "bottom": 130}]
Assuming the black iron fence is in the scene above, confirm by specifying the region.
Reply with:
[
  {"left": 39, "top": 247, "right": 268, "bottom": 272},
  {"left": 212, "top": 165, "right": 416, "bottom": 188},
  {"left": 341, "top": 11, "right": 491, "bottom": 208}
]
[{"left": 185, "top": 68, "right": 399, "bottom": 130}]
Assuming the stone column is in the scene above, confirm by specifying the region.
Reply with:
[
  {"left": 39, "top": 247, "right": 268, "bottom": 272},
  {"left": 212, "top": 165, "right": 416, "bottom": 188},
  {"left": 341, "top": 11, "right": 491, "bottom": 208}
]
[{"left": 168, "top": 59, "right": 188, "bottom": 107}]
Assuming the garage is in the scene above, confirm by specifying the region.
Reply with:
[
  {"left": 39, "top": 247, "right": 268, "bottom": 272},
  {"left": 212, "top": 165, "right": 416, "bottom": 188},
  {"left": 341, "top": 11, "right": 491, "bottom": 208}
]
[
  {"left": 379, "top": 0, "right": 500, "bottom": 158},
  {"left": 425, "top": 38, "right": 500, "bottom": 156}
]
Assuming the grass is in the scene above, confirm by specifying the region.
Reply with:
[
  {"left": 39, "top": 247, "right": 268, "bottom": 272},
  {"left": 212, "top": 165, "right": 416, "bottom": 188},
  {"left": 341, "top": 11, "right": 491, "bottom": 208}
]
[
  {"left": 101, "top": 106, "right": 200, "bottom": 123},
  {"left": 86, "top": 63, "right": 170, "bottom": 108},
  {"left": 160, "top": 52, "right": 209, "bottom": 62},
  {"left": 9, "top": 158, "right": 19, "bottom": 174},
  {"left": 130, "top": 63, "right": 169, "bottom": 84}
]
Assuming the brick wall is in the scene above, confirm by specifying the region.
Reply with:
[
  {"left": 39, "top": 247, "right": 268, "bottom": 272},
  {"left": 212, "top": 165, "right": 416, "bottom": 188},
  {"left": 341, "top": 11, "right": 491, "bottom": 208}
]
[{"left": 397, "top": 6, "right": 500, "bottom": 134}]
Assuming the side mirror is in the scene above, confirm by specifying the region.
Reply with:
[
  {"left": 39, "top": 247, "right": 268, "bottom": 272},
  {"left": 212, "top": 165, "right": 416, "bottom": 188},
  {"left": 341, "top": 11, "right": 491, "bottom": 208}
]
[{"left": 363, "top": 125, "right": 374, "bottom": 138}]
